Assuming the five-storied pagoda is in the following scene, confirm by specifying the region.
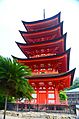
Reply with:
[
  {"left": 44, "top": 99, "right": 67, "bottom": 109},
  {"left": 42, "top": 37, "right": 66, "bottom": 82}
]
[{"left": 13, "top": 12, "right": 75, "bottom": 105}]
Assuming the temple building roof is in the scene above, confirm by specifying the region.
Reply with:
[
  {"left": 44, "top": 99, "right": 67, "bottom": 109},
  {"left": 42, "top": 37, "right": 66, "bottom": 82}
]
[
  {"left": 19, "top": 22, "right": 63, "bottom": 43},
  {"left": 22, "top": 12, "right": 61, "bottom": 31},
  {"left": 27, "top": 68, "right": 76, "bottom": 91},
  {"left": 16, "top": 33, "right": 67, "bottom": 58},
  {"left": 12, "top": 48, "right": 70, "bottom": 73},
  {"left": 12, "top": 48, "right": 70, "bottom": 61}
]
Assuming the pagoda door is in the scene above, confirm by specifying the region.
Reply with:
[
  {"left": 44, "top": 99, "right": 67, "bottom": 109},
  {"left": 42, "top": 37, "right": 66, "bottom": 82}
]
[{"left": 39, "top": 92, "right": 46, "bottom": 104}]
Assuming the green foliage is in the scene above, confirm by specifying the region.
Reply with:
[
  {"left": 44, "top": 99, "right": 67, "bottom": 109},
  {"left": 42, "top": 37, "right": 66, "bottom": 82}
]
[
  {"left": 0, "top": 56, "right": 35, "bottom": 118},
  {"left": 0, "top": 96, "right": 15, "bottom": 109},
  {"left": 0, "top": 56, "right": 34, "bottom": 99},
  {"left": 0, "top": 95, "right": 15, "bottom": 103},
  {"left": 59, "top": 90, "right": 67, "bottom": 101}
]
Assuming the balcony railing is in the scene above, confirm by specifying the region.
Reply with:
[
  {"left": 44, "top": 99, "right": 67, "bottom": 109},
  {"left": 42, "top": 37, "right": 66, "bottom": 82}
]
[{"left": 5, "top": 103, "right": 76, "bottom": 114}]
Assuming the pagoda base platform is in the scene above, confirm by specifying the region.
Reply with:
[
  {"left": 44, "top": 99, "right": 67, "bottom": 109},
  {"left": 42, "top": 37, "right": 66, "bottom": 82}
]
[{"left": 7, "top": 103, "right": 76, "bottom": 115}]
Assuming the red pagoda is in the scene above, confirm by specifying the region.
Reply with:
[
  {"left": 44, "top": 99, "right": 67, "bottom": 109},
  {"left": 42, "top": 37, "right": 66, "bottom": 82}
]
[{"left": 13, "top": 12, "right": 75, "bottom": 105}]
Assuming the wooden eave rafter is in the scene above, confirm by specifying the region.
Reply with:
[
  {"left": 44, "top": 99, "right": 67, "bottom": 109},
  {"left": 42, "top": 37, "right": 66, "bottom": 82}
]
[
  {"left": 19, "top": 22, "right": 63, "bottom": 43},
  {"left": 16, "top": 33, "right": 67, "bottom": 58},
  {"left": 22, "top": 12, "right": 61, "bottom": 31}
]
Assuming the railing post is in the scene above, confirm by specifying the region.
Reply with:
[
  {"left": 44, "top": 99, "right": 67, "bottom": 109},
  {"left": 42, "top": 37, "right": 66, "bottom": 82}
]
[
  {"left": 37, "top": 104, "right": 38, "bottom": 112},
  {"left": 28, "top": 104, "right": 30, "bottom": 111},
  {"left": 54, "top": 105, "right": 56, "bottom": 110}
]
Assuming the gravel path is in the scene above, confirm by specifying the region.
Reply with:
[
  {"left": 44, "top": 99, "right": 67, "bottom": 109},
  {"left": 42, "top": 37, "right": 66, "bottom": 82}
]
[{"left": 0, "top": 111, "right": 76, "bottom": 119}]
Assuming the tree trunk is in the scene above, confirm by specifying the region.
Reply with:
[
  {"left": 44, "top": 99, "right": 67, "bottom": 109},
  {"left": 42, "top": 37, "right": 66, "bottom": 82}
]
[{"left": 3, "top": 96, "right": 7, "bottom": 119}]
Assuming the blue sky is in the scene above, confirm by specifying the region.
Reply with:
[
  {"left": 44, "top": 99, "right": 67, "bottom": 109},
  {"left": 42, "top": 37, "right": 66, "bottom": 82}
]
[{"left": 0, "top": 0, "right": 79, "bottom": 78}]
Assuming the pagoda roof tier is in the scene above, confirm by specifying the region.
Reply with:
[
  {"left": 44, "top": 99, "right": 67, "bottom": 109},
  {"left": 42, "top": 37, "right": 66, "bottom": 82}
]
[
  {"left": 27, "top": 68, "right": 76, "bottom": 91},
  {"left": 16, "top": 33, "right": 67, "bottom": 58},
  {"left": 22, "top": 12, "right": 61, "bottom": 31},
  {"left": 12, "top": 49, "right": 70, "bottom": 73},
  {"left": 19, "top": 22, "right": 63, "bottom": 44}
]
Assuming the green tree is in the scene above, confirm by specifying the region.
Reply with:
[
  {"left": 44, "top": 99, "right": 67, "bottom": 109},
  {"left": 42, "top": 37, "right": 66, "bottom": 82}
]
[
  {"left": 0, "top": 96, "right": 15, "bottom": 110},
  {"left": 0, "top": 56, "right": 34, "bottom": 119},
  {"left": 59, "top": 90, "right": 67, "bottom": 101}
]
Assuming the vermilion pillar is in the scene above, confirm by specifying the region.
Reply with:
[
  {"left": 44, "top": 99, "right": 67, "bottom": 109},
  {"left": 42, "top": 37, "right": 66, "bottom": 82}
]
[
  {"left": 37, "top": 87, "right": 39, "bottom": 104},
  {"left": 54, "top": 88, "right": 60, "bottom": 104},
  {"left": 46, "top": 85, "right": 48, "bottom": 104}
]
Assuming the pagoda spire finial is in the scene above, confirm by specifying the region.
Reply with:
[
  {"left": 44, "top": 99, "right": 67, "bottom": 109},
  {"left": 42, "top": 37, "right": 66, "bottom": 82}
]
[{"left": 43, "top": 9, "right": 45, "bottom": 19}]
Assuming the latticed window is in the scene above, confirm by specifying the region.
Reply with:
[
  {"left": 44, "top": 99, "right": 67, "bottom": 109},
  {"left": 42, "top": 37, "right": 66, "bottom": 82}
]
[
  {"left": 40, "top": 64, "right": 44, "bottom": 67},
  {"left": 33, "top": 65, "right": 38, "bottom": 71},
  {"left": 48, "top": 100, "right": 55, "bottom": 104},
  {"left": 48, "top": 63, "right": 51, "bottom": 67},
  {"left": 48, "top": 94, "right": 54, "bottom": 98},
  {"left": 40, "top": 64, "right": 45, "bottom": 70},
  {"left": 48, "top": 63, "right": 52, "bottom": 70},
  {"left": 41, "top": 49, "right": 44, "bottom": 53},
  {"left": 40, "top": 64, "right": 46, "bottom": 74},
  {"left": 47, "top": 48, "right": 50, "bottom": 52},
  {"left": 35, "top": 50, "right": 38, "bottom": 54}
]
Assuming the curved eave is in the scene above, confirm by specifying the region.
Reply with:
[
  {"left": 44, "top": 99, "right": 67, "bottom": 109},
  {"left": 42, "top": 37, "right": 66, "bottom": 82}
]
[
  {"left": 26, "top": 68, "right": 76, "bottom": 85},
  {"left": 16, "top": 33, "right": 67, "bottom": 58},
  {"left": 22, "top": 12, "right": 61, "bottom": 27},
  {"left": 28, "top": 69, "right": 76, "bottom": 89},
  {"left": 19, "top": 22, "right": 63, "bottom": 43},
  {"left": 12, "top": 48, "right": 70, "bottom": 61},
  {"left": 12, "top": 48, "right": 70, "bottom": 70},
  {"left": 19, "top": 21, "right": 63, "bottom": 34},
  {"left": 15, "top": 41, "right": 29, "bottom": 58},
  {"left": 16, "top": 33, "right": 66, "bottom": 49},
  {"left": 29, "top": 68, "right": 76, "bottom": 89}
]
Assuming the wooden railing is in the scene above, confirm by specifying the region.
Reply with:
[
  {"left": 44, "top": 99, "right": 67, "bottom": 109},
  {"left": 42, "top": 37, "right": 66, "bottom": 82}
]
[{"left": 6, "top": 103, "right": 76, "bottom": 114}]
